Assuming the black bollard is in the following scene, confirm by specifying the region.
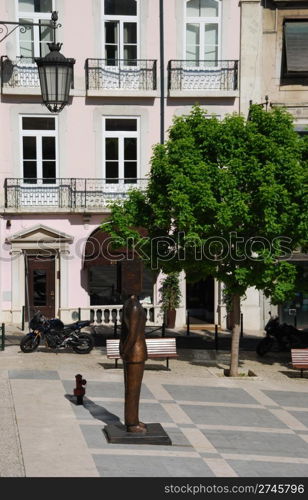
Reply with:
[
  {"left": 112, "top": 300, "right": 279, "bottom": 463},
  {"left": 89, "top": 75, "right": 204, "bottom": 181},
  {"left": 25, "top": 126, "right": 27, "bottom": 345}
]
[
  {"left": 240, "top": 313, "right": 244, "bottom": 338},
  {"left": 21, "top": 306, "right": 25, "bottom": 331},
  {"left": 215, "top": 324, "right": 218, "bottom": 351},
  {"left": 1, "top": 324, "right": 5, "bottom": 351},
  {"left": 162, "top": 321, "right": 166, "bottom": 337},
  {"left": 186, "top": 311, "right": 190, "bottom": 336},
  {"left": 114, "top": 319, "right": 118, "bottom": 338}
]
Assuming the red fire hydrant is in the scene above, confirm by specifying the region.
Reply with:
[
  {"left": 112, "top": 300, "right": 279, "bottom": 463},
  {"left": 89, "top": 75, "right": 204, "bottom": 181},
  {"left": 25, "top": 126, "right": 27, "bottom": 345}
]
[{"left": 74, "top": 374, "right": 87, "bottom": 405}]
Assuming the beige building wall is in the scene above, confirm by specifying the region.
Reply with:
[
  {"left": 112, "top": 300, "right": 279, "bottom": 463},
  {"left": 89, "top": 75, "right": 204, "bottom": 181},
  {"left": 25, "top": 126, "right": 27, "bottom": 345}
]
[
  {"left": 239, "top": 0, "right": 308, "bottom": 331},
  {"left": 240, "top": 0, "right": 263, "bottom": 116},
  {"left": 241, "top": 0, "right": 308, "bottom": 119}
]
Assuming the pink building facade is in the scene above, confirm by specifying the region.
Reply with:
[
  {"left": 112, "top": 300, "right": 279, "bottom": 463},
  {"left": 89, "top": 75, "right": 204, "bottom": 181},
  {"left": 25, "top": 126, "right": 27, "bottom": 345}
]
[{"left": 0, "top": 0, "right": 240, "bottom": 327}]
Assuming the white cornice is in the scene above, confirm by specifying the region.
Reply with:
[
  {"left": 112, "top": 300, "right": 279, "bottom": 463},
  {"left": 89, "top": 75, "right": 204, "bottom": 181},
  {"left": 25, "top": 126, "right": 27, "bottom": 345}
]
[{"left": 6, "top": 224, "right": 74, "bottom": 244}]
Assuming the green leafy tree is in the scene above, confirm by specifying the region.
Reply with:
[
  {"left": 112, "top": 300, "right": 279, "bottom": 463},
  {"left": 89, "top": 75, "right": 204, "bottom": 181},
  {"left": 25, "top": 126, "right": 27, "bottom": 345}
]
[{"left": 106, "top": 105, "right": 308, "bottom": 376}]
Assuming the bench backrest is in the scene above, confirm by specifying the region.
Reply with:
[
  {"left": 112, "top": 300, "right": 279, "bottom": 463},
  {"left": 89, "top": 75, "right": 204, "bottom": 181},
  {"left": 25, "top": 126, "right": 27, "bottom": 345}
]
[
  {"left": 291, "top": 349, "right": 308, "bottom": 365},
  {"left": 106, "top": 338, "right": 177, "bottom": 358}
]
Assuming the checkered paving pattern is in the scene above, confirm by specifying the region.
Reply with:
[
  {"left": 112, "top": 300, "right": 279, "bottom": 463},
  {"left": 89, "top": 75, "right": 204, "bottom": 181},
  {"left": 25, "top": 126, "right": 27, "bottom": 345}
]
[{"left": 60, "top": 378, "right": 308, "bottom": 477}]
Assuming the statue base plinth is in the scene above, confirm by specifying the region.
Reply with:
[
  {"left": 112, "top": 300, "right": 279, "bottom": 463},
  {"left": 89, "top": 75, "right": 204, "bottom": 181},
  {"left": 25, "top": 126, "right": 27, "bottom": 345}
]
[{"left": 103, "top": 423, "right": 172, "bottom": 445}]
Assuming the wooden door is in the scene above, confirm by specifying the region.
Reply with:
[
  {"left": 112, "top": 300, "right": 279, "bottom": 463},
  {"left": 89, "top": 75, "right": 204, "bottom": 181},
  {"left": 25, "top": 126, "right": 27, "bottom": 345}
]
[{"left": 26, "top": 256, "right": 55, "bottom": 319}]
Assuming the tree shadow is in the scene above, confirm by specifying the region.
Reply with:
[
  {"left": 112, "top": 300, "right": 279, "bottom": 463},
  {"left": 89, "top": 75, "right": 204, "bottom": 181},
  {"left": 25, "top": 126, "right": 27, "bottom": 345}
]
[
  {"left": 98, "top": 361, "right": 169, "bottom": 371},
  {"left": 279, "top": 370, "right": 308, "bottom": 379},
  {"left": 65, "top": 394, "right": 121, "bottom": 425},
  {"left": 174, "top": 346, "right": 293, "bottom": 373},
  {"left": 239, "top": 350, "right": 291, "bottom": 367}
]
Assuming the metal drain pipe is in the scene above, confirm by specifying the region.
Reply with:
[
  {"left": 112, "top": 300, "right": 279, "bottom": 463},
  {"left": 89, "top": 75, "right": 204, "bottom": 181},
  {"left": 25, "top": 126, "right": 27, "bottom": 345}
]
[{"left": 159, "top": 0, "right": 165, "bottom": 144}]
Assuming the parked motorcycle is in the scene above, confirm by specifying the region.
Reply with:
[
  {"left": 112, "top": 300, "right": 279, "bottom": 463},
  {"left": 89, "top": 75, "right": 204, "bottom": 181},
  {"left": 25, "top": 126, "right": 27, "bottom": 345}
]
[
  {"left": 20, "top": 311, "right": 93, "bottom": 354},
  {"left": 256, "top": 315, "right": 308, "bottom": 356}
]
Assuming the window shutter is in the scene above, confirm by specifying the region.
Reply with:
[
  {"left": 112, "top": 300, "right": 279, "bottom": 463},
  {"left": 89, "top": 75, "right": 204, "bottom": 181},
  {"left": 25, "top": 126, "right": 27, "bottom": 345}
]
[{"left": 284, "top": 22, "right": 308, "bottom": 73}]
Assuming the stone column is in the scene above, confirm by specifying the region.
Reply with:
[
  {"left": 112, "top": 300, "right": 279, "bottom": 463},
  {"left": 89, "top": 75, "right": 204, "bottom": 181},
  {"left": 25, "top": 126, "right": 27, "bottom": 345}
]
[
  {"left": 153, "top": 273, "right": 164, "bottom": 325},
  {"left": 59, "top": 249, "right": 70, "bottom": 311},
  {"left": 176, "top": 270, "right": 186, "bottom": 327},
  {"left": 261, "top": 292, "right": 278, "bottom": 328},
  {"left": 219, "top": 282, "right": 228, "bottom": 330},
  {"left": 239, "top": 0, "right": 263, "bottom": 117},
  {"left": 11, "top": 249, "right": 24, "bottom": 324}
]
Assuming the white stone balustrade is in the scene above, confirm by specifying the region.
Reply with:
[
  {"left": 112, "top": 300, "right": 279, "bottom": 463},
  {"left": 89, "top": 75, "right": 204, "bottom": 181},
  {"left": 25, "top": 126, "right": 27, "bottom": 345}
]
[{"left": 60, "top": 305, "right": 163, "bottom": 327}]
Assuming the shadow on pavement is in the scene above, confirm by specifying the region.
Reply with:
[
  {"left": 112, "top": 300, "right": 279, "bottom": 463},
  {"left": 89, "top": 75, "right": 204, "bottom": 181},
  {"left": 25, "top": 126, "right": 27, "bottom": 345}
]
[
  {"left": 279, "top": 370, "right": 308, "bottom": 379},
  {"left": 65, "top": 394, "right": 121, "bottom": 425},
  {"left": 98, "top": 361, "right": 169, "bottom": 371}
]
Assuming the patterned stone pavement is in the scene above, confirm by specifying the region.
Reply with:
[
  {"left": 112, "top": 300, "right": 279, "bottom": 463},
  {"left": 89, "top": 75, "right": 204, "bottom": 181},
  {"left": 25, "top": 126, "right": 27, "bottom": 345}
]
[
  {"left": 62, "top": 377, "right": 308, "bottom": 478},
  {"left": 2, "top": 343, "right": 308, "bottom": 477}
]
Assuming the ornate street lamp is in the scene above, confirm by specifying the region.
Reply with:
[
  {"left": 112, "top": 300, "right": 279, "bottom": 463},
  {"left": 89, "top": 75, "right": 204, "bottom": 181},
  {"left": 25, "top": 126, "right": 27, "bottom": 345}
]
[
  {"left": 35, "top": 12, "right": 75, "bottom": 113},
  {"left": 35, "top": 41, "right": 75, "bottom": 113},
  {"left": 0, "top": 11, "right": 75, "bottom": 113}
]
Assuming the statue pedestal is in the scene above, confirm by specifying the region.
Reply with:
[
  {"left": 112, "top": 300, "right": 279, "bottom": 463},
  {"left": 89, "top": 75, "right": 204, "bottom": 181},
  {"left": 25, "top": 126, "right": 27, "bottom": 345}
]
[{"left": 103, "top": 422, "right": 172, "bottom": 445}]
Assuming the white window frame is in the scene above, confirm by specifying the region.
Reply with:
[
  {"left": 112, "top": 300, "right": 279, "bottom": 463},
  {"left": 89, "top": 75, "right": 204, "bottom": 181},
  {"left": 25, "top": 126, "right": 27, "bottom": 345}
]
[
  {"left": 184, "top": 0, "right": 222, "bottom": 66},
  {"left": 16, "top": 0, "right": 55, "bottom": 58},
  {"left": 102, "top": 0, "right": 139, "bottom": 65},
  {"left": 19, "top": 114, "right": 59, "bottom": 184},
  {"left": 103, "top": 116, "right": 140, "bottom": 183}
]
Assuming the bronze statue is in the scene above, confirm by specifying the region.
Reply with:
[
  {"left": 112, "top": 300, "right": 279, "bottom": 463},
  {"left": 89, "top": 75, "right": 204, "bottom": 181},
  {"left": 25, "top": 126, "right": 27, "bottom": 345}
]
[
  {"left": 103, "top": 294, "right": 171, "bottom": 445},
  {"left": 120, "top": 295, "right": 147, "bottom": 433}
]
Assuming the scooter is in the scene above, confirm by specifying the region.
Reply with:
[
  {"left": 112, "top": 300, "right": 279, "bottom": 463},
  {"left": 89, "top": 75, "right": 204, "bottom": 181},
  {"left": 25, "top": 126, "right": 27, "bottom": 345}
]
[
  {"left": 20, "top": 311, "right": 93, "bottom": 354},
  {"left": 256, "top": 314, "right": 308, "bottom": 356}
]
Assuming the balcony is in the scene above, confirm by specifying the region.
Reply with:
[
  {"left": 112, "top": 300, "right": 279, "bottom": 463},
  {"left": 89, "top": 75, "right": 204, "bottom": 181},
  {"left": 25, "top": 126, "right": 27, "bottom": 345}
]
[
  {"left": 1, "top": 56, "right": 40, "bottom": 95},
  {"left": 168, "top": 60, "right": 239, "bottom": 98},
  {"left": 86, "top": 59, "right": 157, "bottom": 97},
  {"left": 4, "top": 178, "right": 147, "bottom": 212}
]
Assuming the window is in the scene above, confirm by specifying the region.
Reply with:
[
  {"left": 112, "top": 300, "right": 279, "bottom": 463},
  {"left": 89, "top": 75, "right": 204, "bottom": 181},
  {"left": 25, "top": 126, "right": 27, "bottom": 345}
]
[
  {"left": 20, "top": 116, "right": 57, "bottom": 184},
  {"left": 18, "top": 0, "right": 54, "bottom": 58},
  {"left": 86, "top": 228, "right": 154, "bottom": 307},
  {"left": 103, "top": 0, "right": 138, "bottom": 66},
  {"left": 185, "top": 0, "right": 221, "bottom": 65},
  {"left": 103, "top": 117, "right": 139, "bottom": 183},
  {"left": 88, "top": 262, "right": 153, "bottom": 305},
  {"left": 283, "top": 20, "right": 308, "bottom": 77}
]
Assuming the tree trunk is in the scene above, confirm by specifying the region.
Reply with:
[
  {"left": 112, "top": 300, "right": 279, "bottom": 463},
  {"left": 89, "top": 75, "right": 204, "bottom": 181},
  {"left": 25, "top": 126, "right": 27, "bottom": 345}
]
[{"left": 229, "top": 293, "right": 241, "bottom": 377}]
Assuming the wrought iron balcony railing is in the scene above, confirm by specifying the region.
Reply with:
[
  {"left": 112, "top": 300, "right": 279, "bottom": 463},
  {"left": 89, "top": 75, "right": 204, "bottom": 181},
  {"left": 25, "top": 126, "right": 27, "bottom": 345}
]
[
  {"left": 86, "top": 59, "right": 157, "bottom": 91},
  {"left": 1, "top": 56, "right": 74, "bottom": 91},
  {"left": 168, "top": 60, "right": 239, "bottom": 92},
  {"left": 1, "top": 56, "right": 40, "bottom": 90},
  {"left": 4, "top": 178, "right": 148, "bottom": 209}
]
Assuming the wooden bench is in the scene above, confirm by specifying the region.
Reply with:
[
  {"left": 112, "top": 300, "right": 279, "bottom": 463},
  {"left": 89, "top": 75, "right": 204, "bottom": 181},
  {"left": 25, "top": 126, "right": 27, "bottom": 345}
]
[
  {"left": 291, "top": 349, "right": 308, "bottom": 378},
  {"left": 106, "top": 338, "right": 178, "bottom": 370}
]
